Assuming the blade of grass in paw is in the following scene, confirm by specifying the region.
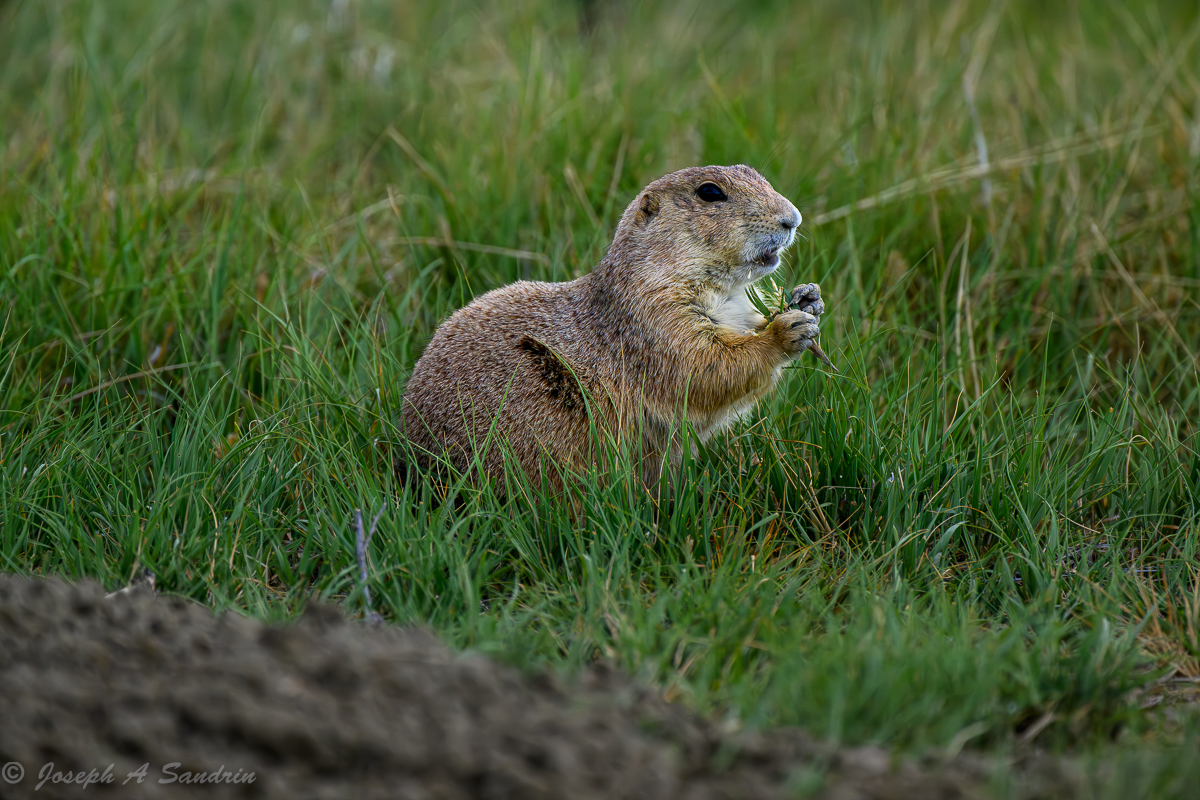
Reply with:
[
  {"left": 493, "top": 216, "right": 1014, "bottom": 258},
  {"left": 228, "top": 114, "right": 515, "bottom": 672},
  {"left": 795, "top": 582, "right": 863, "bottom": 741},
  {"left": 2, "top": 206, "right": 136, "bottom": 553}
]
[{"left": 807, "top": 341, "right": 838, "bottom": 372}]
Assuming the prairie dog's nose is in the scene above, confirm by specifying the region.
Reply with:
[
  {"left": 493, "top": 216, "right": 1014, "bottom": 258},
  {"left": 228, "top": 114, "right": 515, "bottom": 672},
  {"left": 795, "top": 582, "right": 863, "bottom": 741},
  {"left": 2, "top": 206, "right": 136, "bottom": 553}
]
[{"left": 778, "top": 201, "right": 801, "bottom": 232}]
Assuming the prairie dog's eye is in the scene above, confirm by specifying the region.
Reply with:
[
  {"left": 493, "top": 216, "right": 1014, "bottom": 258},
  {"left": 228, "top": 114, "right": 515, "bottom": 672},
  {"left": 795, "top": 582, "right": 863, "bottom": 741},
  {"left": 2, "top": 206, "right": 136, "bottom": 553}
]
[{"left": 695, "top": 183, "right": 728, "bottom": 202}]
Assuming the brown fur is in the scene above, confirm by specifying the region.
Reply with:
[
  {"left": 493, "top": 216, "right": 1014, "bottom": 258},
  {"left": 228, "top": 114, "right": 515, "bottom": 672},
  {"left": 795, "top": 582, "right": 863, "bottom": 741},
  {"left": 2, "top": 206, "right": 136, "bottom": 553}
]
[{"left": 401, "top": 165, "right": 824, "bottom": 489}]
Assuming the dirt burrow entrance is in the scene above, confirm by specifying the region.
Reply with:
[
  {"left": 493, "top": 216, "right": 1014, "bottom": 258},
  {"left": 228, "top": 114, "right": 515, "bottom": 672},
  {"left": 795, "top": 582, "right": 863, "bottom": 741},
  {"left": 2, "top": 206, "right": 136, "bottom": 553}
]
[{"left": 0, "top": 575, "right": 1070, "bottom": 799}]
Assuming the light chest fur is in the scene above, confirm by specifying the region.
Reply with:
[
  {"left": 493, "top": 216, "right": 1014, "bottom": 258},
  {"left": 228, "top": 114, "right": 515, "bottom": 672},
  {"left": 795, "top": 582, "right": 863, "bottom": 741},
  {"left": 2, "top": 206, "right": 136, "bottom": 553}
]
[{"left": 699, "top": 288, "right": 766, "bottom": 334}]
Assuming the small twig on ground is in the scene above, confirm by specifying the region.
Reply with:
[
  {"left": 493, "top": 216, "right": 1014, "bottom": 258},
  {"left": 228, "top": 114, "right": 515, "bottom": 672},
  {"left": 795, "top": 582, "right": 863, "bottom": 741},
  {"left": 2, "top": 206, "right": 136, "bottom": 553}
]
[
  {"left": 355, "top": 504, "right": 387, "bottom": 626},
  {"left": 105, "top": 568, "right": 157, "bottom": 599}
]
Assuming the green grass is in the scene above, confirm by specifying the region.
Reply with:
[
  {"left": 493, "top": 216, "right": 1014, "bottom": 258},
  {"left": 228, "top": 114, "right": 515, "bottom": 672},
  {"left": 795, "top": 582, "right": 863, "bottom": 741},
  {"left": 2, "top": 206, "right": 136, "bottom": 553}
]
[{"left": 3, "top": 0, "right": 1200, "bottom": 791}]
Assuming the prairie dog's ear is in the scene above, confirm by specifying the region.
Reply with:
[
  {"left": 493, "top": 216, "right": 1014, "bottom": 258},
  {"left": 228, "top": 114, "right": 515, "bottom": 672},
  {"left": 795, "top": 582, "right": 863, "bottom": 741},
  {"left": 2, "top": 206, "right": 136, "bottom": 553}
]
[{"left": 635, "top": 192, "right": 660, "bottom": 226}]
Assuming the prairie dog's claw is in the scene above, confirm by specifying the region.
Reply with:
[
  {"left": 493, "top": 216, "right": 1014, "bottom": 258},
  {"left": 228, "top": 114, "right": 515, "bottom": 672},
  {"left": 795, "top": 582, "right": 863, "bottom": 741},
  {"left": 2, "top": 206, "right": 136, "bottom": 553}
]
[
  {"left": 787, "top": 283, "right": 835, "bottom": 371},
  {"left": 788, "top": 283, "right": 825, "bottom": 318}
]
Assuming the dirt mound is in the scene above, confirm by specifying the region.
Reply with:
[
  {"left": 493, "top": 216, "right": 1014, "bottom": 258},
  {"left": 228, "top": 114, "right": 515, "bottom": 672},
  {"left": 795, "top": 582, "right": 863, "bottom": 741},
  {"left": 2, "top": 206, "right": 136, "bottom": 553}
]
[{"left": 0, "top": 575, "right": 1061, "bottom": 799}]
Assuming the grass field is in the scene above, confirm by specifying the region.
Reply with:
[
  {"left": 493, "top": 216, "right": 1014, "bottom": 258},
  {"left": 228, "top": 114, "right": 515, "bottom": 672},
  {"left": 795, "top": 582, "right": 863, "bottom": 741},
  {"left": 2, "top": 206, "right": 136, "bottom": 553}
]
[{"left": 3, "top": 0, "right": 1200, "bottom": 792}]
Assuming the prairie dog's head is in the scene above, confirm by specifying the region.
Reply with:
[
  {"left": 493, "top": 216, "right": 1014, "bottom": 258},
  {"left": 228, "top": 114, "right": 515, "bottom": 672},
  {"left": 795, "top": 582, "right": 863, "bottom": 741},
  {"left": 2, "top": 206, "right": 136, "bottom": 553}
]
[{"left": 610, "top": 165, "right": 801, "bottom": 293}]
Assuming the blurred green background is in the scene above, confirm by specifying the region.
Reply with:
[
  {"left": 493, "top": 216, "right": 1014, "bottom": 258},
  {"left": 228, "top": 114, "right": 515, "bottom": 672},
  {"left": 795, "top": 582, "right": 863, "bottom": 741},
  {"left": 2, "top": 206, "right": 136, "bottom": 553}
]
[{"left": 2, "top": 1, "right": 1200, "bottom": 791}]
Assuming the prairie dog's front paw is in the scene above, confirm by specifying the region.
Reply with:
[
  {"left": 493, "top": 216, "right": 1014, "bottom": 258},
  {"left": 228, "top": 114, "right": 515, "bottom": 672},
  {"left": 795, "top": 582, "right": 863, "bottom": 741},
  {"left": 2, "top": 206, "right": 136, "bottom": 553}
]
[
  {"left": 789, "top": 283, "right": 825, "bottom": 320},
  {"left": 772, "top": 309, "right": 819, "bottom": 357}
]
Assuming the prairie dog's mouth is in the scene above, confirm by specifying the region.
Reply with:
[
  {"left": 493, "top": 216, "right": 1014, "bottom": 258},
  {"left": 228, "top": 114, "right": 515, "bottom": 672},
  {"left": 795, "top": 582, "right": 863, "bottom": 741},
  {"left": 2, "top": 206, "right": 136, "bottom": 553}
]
[
  {"left": 721, "top": 245, "right": 784, "bottom": 291},
  {"left": 752, "top": 247, "right": 780, "bottom": 268}
]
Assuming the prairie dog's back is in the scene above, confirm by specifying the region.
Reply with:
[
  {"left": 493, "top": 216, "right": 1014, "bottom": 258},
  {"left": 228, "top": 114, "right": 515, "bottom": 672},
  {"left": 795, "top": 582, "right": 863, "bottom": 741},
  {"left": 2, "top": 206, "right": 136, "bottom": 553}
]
[{"left": 401, "top": 276, "right": 606, "bottom": 485}]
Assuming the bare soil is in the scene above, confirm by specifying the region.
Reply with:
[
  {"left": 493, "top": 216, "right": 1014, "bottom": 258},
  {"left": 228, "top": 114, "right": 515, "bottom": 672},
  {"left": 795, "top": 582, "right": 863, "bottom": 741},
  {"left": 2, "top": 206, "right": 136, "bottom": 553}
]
[{"left": 0, "top": 575, "right": 1071, "bottom": 799}]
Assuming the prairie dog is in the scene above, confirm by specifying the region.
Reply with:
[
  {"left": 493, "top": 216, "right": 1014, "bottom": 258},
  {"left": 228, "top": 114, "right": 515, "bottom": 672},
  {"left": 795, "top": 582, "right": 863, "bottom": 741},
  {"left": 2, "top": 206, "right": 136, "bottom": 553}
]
[{"left": 401, "top": 165, "right": 826, "bottom": 488}]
